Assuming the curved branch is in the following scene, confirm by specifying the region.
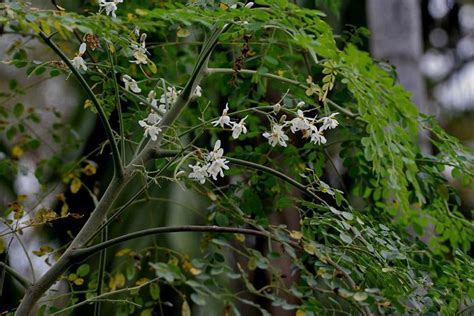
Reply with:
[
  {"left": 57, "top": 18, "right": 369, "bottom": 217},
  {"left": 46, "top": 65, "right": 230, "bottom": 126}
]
[
  {"left": 226, "top": 157, "right": 328, "bottom": 206},
  {"left": 154, "top": 150, "right": 328, "bottom": 206},
  {"left": 73, "top": 226, "right": 271, "bottom": 259},
  {"left": 38, "top": 31, "right": 124, "bottom": 178},
  {"left": 206, "top": 67, "right": 357, "bottom": 118}
]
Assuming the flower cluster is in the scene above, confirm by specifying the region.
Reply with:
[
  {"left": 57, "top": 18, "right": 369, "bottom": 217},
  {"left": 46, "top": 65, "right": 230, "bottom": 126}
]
[
  {"left": 138, "top": 91, "right": 168, "bottom": 141},
  {"left": 212, "top": 103, "right": 248, "bottom": 139},
  {"left": 98, "top": 0, "right": 123, "bottom": 18},
  {"left": 188, "top": 140, "right": 229, "bottom": 184},
  {"left": 137, "top": 85, "right": 202, "bottom": 141},
  {"left": 71, "top": 43, "right": 87, "bottom": 71},
  {"left": 262, "top": 103, "right": 339, "bottom": 147}
]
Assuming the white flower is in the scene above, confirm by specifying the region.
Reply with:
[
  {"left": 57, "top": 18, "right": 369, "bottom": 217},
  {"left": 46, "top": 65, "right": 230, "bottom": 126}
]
[
  {"left": 231, "top": 116, "right": 248, "bottom": 139},
  {"left": 71, "top": 56, "right": 87, "bottom": 71},
  {"left": 288, "top": 110, "right": 312, "bottom": 134},
  {"left": 131, "top": 46, "right": 148, "bottom": 64},
  {"left": 212, "top": 103, "right": 232, "bottom": 128},
  {"left": 99, "top": 0, "right": 123, "bottom": 18},
  {"left": 207, "top": 158, "right": 230, "bottom": 180},
  {"left": 139, "top": 111, "right": 161, "bottom": 125},
  {"left": 309, "top": 126, "right": 327, "bottom": 145},
  {"left": 206, "top": 140, "right": 224, "bottom": 161},
  {"left": 319, "top": 112, "right": 339, "bottom": 131},
  {"left": 159, "top": 86, "right": 180, "bottom": 107},
  {"left": 146, "top": 90, "right": 158, "bottom": 108},
  {"left": 139, "top": 122, "right": 162, "bottom": 141},
  {"left": 193, "top": 85, "right": 202, "bottom": 98},
  {"left": 245, "top": 2, "right": 255, "bottom": 8},
  {"left": 71, "top": 43, "right": 87, "bottom": 71},
  {"left": 122, "top": 75, "right": 141, "bottom": 93},
  {"left": 130, "top": 33, "right": 149, "bottom": 64},
  {"left": 188, "top": 139, "right": 230, "bottom": 183},
  {"left": 263, "top": 123, "right": 289, "bottom": 147},
  {"left": 188, "top": 163, "right": 209, "bottom": 184}
]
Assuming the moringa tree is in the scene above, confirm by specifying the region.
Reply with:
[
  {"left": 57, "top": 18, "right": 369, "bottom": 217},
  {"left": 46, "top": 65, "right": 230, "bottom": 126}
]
[{"left": 0, "top": 1, "right": 472, "bottom": 315}]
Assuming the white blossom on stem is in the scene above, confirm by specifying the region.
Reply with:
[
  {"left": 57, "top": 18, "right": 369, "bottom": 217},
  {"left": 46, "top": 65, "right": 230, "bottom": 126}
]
[
  {"left": 159, "top": 86, "right": 180, "bottom": 107},
  {"left": 319, "top": 112, "right": 339, "bottom": 131},
  {"left": 207, "top": 158, "right": 230, "bottom": 180},
  {"left": 130, "top": 33, "right": 149, "bottom": 64},
  {"left": 288, "top": 110, "right": 312, "bottom": 134},
  {"left": 231, "top": 116, "right": 248, "bottom": 139},
  {"left": 122, "top": 75, "right": 141, "bottom": 93},
  {"left": 71, "top": 43, "right": 87, "bottom": 71},
  {"left": 193, "top": 85, "right": 202, "bottom": 98},
  {"left": 309, "top": 126, "right": 327, "bottom": 145},
  {"left": 212, "top": 103, "right": 232, "bottom": 128},
  {"left": 188, "top": 163, "right": 209, "bottom": 184},
  {"left": 139, "top": 121, "right": 162, "bottom": 141},
  {"left": 206, "top": 140, "right": 224, "bottom": 162},
  {"left": 263, "top": 123, "right": 289, "bottom": 147},
  {"left": 98, "top": 0, "right": 123, "bottom": 18}
]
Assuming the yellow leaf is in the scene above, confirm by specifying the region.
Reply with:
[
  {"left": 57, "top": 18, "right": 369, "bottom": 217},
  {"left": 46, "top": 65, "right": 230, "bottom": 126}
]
[
  {"left": 115, "top": 272, "right": 126, "bottom": 288},
  {"left": 234, "top": 233, "right": 245, "bottom": 242},
  {"left": 74, "top": 278, "right": 84, "bottom": 286},
  {"left": 135, "top": 277, "right": 149, "bottom": 286},
  {"left": 219, "top": 3, "right": 229, "bottom": 10},
  {"left": 207, "top": 191, "right": 218, "bottom": 201},
  {"left": 108, "top": 42, "right": 116, "bottom": 54},
  {"left": 147, "top": 60, "right": 157, "bottom": 74},
  {"left": 12, "top": 145, "right": 24, "bottom": 159},
  {"left": 189, "top": 267, "right": 202, "bottom": 276},
  {"left": 70, "top": 177, "right": 81, "bottom": 194},
  {"left": 181, "top": 300, "right": 191, "bottom": 316},
  {"left": 108, "top": 275, "right": 116, "bottom": 291},
  {"left": 40, "top": 20, "right": 51, "bottom": 35},
  {"left": 177, "top": 27, "right": 191, "bottom": 38},
  {"left": 81, "top": 162, "right": 97, "bottom": 176},
  {"left": 289, "top": 230, "right": 303, "bottom": 240},
  {"left": 61, "top": 203, "right": 69, "bottom": 217},
  {"left": 296, "top": 310, "right": 306, "bottom": 316},
  {"left": 84, "top": 99, "right": 93, "bottom": 109},
  {"left": 115, "top": 248, "right": 131, "bottom": 257},
  {"left": 277, "top": 69, "right": 285, "bottom": 77}
]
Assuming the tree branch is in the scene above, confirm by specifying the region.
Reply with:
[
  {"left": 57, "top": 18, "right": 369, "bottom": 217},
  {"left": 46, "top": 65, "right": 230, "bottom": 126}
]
[
  {"left": 0, "top": 262, "right": 31, "bottom": 288},
  {"left": 73, "top": 225, "right": 271, "bottom": 259},
  {"left": 206, "top": 67, "right": 357, "bottom": 118}
]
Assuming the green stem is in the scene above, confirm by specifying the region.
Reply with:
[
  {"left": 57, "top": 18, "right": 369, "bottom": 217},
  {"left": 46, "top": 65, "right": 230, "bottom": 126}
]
[
  {"left": 226, "top": 157, "right": 328, "bottom": 206},
  {"left": 38, "top": 31, "right": 124, "bottom": 178},
  {"left": 206, "top": 67, "right": 357, "bottom": 118},
  {"left": 106, "top": 42, "right": 126, "bottom": 164}
]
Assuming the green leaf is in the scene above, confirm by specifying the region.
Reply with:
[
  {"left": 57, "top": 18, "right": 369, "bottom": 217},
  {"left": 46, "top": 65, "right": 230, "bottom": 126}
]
[
  {"left": 14, "top": 103, "right": 24, "bottom": 118},
  {"left": 76, "top": 264, "right": 90, "bottom": 277},
  {"left": 149, "top": 282, "right": 160, "bottom": 300}
]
